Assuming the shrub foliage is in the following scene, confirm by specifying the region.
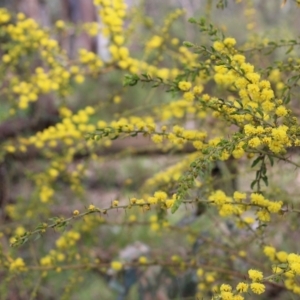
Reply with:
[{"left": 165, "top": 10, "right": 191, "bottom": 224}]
[{"left": 1, "top": 0, "right": 300, "bottom": 299}]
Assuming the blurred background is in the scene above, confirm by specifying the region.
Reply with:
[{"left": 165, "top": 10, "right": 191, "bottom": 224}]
[{"left": 1, "top": 0, "right": 300, "bottom": 299}]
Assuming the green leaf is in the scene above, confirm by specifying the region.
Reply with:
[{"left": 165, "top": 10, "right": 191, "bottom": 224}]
[
  {"left": 283, "top": 93, "right": 291, "bottom": 104},
  {"left": 267, "top": 155, "right": 274, "bottom": 166},
  {"left": 251, "top": 180, "right": 257, "bottom": 190},
  {"left": 188, "top": 17, "right": 197, "bottom": 24},
  {"left": 277, "top": 263, "right": 288, "bottom": 269},
  {"left": 111, "top": 135, "right": 119, "bottom": 140},
  {"left": 171, "top": 196, "right": 182, "bottom": 213},
  {"left": 34, "top": 233, "right": 41, "bottom": 241},
  {"left": 251, "top": 156, "right": 262, "bottom": 168},
  {"left": 255, "top": 170, "right": 260, "bottom": 180},
  {"left": 35, "top": 223, "right": 45, "bottom": 230},
  {"left": 123, "top": 74, "right": 140, "bottom": 86},
  {"left": 261, "top": 163, "right": 267, "bottom": 175},
  {"left": 21, "top": 237, "right": 29, "bottom": 245},
  {"left": 262, "top": 176, "right": 268, "bottom": 186},
  {"left": 183, "top": 41, "right": 194, "bottom": 47},
  {"left": 256, "top": 107, "right": 264, "bottom": 117},
  {"left": 286, "top": 46, "right": 294, "bottom": 54}
]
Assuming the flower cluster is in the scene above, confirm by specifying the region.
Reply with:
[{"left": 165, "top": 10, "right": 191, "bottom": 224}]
[
  {"left": 129, "top": 191, "right": 176, "bottom": 210},
  {"left": 142, "top": 153, "right": 200, "bottom": 192},
  {"left": 91, "top": 117, "right": 208, "bottom": 152},
  {"left": 208, "top": 190, "right": 283, "bottom": 222},
  {"left": 9, "top": 257, "right": 27, "bottom": 273},
  {"left": 94, "top": 0, "right": 185, "bottom": 79},
  {"left": 263, "top": 246, "right": 300, "bottom": 294},
  {"left": 0, "top": 11, "right": 98, "bottom": 112},
  {"left": 27, "top": 106, "right": 95, "bottom": 149},
  {"left": 2, "top": 2, "right": 300, "bottom": 299}
]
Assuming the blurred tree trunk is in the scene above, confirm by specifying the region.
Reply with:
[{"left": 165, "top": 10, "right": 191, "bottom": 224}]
[
  {"left": 61, "top": 0, "right": 95, "bottom": 57},
  {"left": 16, "top": 0, "right": 50, "bottom": 26}
]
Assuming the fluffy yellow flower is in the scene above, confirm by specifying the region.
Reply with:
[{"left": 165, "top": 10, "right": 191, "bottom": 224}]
[
  {"left": 248, "top": 137, "right": 261, "bottom": 148},
  {"left": 220, "top": 284, "right": 232, "bottom": 292},
  {"left": 276, "top": 251, "right": 288, "bottom": 262},
  {"left": 289, "top": 262, "right": 300, "bottom": 275},
  {"left": 154, "top": 191, "right": 168, "bottom": 201},
  {"left": 2, "top": 54, "right": 11, "bottom": 63},
  {"left": 151, "top": 134, "right": 163, "bottom": 144},
  {"left": 248, "top": 269, "right": 263, "bottom": 281},
  {"left": 236, "top": 282, "right": 249, "bottom": 293},
  {"left": 268, "top": 201, "right": 283, "bottom": 213},
  {"left": 213, "top": 41, "right": 224, "bottom": 52},
  {"left": 178, "top": 81, "right": 192, "bottom": 91},
  {"left": 209, "top": 190, "right": 227, "bottom": 205},
  {"left": 193, "top": 85, "right": 203, "bottom": 94},
  {"left": 250, "top": 282, "right": 265, "bottom": 294},
  {"left": 250, "top": 193, "right": 267, "bottom": 206},
  {"left": 233, "top": 191, "right": 247, "bottom": 201},
  {"left": 138, "top": 256, "right": 148, "bottom": 264},
  {"left": 112, "top": 200, "right": 119, "bottom": 207},
  {"left": 146, "top": 35, "right": 163, "bottom": 49},
  {"left": 111, "top": 261, "right": 123, "bottom": 271},
  {"left": 88, "top": 204, "right": 96, "bottom": 211},
  {"left": 275, "top": 105, "right": 288, "bottom": 117},
  {"left": 263, "top": 246, "right": 276, "bottom": 260},
  {"left": 9, "top": 257, "right": 26, "bottom": 272},
  {"left": 223, "top": 37, "right": 236, "bottom": 47},
  {"left": 220, "top": 291, "right": 233, "bottom": 300},
  {"left": 55, "top": 20, "right": 65, "bottom": 29},
  {"left": 183, "top": 91, "right": 195, "bottom": 101},
  {"left": 256, "top": 210, "right": 270, "bottom": 222}
]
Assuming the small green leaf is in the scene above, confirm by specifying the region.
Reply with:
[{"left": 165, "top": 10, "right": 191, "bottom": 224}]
[
  {"left": 251, "top": 180, "right": 257, "bottom": 190},
  {"left": 111, "top": 135, "right": 119, "bottom": 140},
  {"left": 277, "top": 263, "right": 288, "bottom": 269},
  {"left": 171, "top": 196, "right": 182, "bottom": 213},
  {"left": 188, "top": 17, "right": 197, "bottom": 24},
  {"left": 251, "top": 156, "right": 262, "bottom": 168},
  {"left": 262, "top": 176, "right": 268, "bottom": 186},
  {"left": 256, "top": 108, "right": 264, "bottom": 117},
  {"left": 34, "top": 233, "right": 41, "bottom": 241},
  {"left": 130, "top": 132, "right": 138, "bottom": 137},
  {"left": 183, "top": 41, "right": 194, "bottom": 48},
  {"left": 286, "top": 46, "right": 294, "bottom": 54},
  {"left": 283, "top": 93, "right": 291, "bottom": 104}
]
